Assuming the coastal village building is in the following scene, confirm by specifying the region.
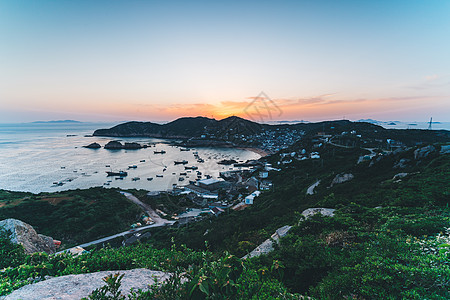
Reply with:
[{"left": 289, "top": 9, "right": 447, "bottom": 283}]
[
  {"left": 245, "top": 191, "right": 261, "bottom": 205},
  {"left": 198, "top": 178, "right": 222, "bottom": 191}
]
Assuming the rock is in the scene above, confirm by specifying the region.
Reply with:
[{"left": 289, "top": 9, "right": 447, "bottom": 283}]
[
  {"left": 83, "top": 142, "right": 101, "bottom": 149},
  {"left": 104, "top": 141, "right": 123, "bottom": 150},
  {"left": 0, "top": 219, "right": 55, "bottom": 254},
  {"left": 440, "top": 145, "right": 450, "bottom": 155},
  {"left": 123, "top": 142, "right": 142, "bottom": 149},
  {"left": 2, "top": 269, "right": 171, "bottom": 300},
  {"left": 301, "top": 208, "right": 336, "bottom": 219},
  {"left": 331, "top": 173, "right": 354, "bottom": 187},
  {"left": 393, "top": 173, "right": 408, "bottom": 180},
  {"left": 393, "top": 158, "right": 410, "bottom": 169},
  {"left": 242, "top": 225, "right": 292, "bottom": 259},
  {"left": 414, "top": 145, "right": 436, "bottom": 160}
]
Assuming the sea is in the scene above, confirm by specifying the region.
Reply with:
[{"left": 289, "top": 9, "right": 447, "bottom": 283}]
[{"left": 0, "top": 122, "right": 260, "bottom": 194}]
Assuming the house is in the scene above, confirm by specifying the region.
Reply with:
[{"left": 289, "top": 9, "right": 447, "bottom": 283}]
[
  {"left": 245, "top": 191, "right": 261, "bottom": 205},
  {"left": 259, "top": 171, "right": 269, "bottom": 178}
]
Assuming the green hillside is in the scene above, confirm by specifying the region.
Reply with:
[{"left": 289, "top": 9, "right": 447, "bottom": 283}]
[{"left": 1, "top": 143, "right": 449, "bottom": 298}]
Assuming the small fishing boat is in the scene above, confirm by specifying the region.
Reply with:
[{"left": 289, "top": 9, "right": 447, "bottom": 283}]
[
  {"left": 174, "top": 160, "right": 188, "bottom": 165},
  {"left": 132, "top": 177, "right": 140, "bottom": 181},
  {"left": 106, "top": 171, "right": 128, "bottom": 177},
  {"left": 154, "top": 150, "right": 166, "bottom": 154},
  {"left": 147, "top": 177, "right": 153, "bottom": 181},
  {"left": 184, "top": 166, "right": 198, "bottom": 170},
  {"left": 156, "top": 175, "right": 163, "bottom": 178}
]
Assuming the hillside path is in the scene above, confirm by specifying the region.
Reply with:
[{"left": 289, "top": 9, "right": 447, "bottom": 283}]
[{"left": 120, "top": 191, "right": 169, "bottom": 224}]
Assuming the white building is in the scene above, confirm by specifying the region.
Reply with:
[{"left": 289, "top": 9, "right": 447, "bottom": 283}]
[{"left": 245, "top": 191, "right": 261, "bottom": 205}]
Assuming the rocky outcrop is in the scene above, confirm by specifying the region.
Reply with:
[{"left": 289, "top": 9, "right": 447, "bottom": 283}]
[
  {"left": 0, "top": 219, "right": 55, "bottom": 254},
  {"left": 243, "top": 207, "right": 336, "bottom": 259},
  {"left": 83, "top": 142, "right": 101, "bottom": 149},
  {"left": 2, "top": 269, "right": 171, "bottom": 300},
  {"left": 242, "top": 225, "right": 292, "bottom": 259},
  {"left": 393, "top": 172, "right": 408, "bottom": 180},
  {"left": 414, "top": 145, "right": 436, "bottom": 159},
  {"left": 393, "top": 158, "right": 410, "bottom": 169},
  {"left": 123, "top": 142, "right": 142, "bottom": 150},
  {"left": 103, "top": 141, "right": 143, "bottom": 150},
  {"left": 104, "top": 141, "right": 123, "bottom": 150},
  {"left": 301, "top": 208, "right": 336, "bottom": 219},
  {"left": 440, "top": 145, "right": 450, "bottom": 154},
  {"left": 330, "top": 173, "right": 354, "bottom": 187}
]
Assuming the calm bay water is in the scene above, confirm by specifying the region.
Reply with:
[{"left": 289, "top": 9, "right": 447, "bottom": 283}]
[{"left": 0, "top": 123, "right": 260, "bottom": 193}]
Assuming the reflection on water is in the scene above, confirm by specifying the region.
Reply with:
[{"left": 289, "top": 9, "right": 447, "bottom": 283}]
[{"left": 0, "top": 123, "right": 260, "bottom": 193}]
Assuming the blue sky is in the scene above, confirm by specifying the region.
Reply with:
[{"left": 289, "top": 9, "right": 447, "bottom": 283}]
[{"left": 1, "top": 0, "right": 449, "bottom": 122}]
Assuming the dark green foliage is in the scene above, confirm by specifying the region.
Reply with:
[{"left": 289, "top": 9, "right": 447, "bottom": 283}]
[
  {"left": 0, "top": 228, "right": 26, "bottom": 269},
  {"left": 0, "top": 188, "right": 141, "bottom": 247}
]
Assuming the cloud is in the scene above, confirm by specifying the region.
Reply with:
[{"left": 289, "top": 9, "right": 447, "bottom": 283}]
[{"left": 407, "top": 75, "right": 450, "bottom": 90}]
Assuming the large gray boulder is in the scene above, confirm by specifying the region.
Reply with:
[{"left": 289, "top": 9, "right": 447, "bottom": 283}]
[
  {"left": 414, "top": 145, "right": 436, "bottom": 159},
  {"left": 440, "top": 145, "right": 450, "bottom": 155},
  {"left": 331, "top": 173, "right": 354, "bottom": 187},
  {"left": 0, "top": 219, "right": 55, "bottom": 254},
  {"left": 301, "top": 208, "right": 336, "bottom": 219},
  {"left": 104, "top": 141, "right": 123, "bottom": 150},
  {"left": 2, "top": 269, "right": 171, "bottom": 300}
]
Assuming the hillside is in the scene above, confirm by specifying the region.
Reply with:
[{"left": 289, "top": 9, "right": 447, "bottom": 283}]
[
  {"left": 93, "top": 117, "right": 450, "bottom": 148},
  {"left": 0, "top": 188, "right": 141, "bottom": 248}
]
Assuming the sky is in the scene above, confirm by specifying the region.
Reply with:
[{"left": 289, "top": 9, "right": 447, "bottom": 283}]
[{"left": 1, "top": 0, "right": 449, "bottom": 123}]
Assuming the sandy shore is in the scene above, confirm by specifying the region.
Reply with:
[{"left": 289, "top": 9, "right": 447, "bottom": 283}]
[{"left": 238, "top": 147, "right": 270, "bottom": 157}]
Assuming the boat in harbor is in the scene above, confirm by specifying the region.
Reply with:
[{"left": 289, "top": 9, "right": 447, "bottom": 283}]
[
  {"left": 174, "top": 160, "right": 188, "bottom": 165},
  {"left": 132, "top": 177, "right": 140, "bottom": 181},
  {"left": 154, "top": 150, "right": 166, "bottom": 154},
  {"left": 156, "top": 174, "right": 163, "bottom": 178},
  {"left": 180, "top": 148, "right": 190, "bottom": 151},
  {"left": 106, "top": 171, "right": 128, "bottom": 177},
  {"left": 128, "top": 165, "right": 137, "bottom": 169},
  {"left": 184, "top": 166, "right": 198, "bottom": 170},
  {"left": 178, "top": 177, "right": 185, "bottom": 181},
  {"left": 147, "top": 177, "right": 153, "bottom": 181}
]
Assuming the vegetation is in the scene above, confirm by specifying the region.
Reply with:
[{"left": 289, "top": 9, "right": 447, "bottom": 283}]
[
  {"left": 1, "top": 142, "right": 449, "bottom": 298},
  {"left": 0, "top": 187, "right": 141, "bottom": 248}
]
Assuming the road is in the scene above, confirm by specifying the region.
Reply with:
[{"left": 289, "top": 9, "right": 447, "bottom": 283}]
[
  {"left": 55, "top": 191, "right": 174, "bottom": 255},
  {"left": 119, "top": 191, "right": 169, "bottom": 224}
]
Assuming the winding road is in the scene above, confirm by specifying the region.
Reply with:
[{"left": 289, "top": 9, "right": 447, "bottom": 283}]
[{"left": 55, "top": 192, "right": 174, "bottom": 255}]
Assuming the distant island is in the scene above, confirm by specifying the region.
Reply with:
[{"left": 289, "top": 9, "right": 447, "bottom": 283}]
[{"left": 32, "top": 120, "right": 82, "bottom": 124}]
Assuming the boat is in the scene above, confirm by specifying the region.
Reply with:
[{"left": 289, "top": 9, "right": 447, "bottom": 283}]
[
  {"left": 128, "top": 165, "right": 137, "bottom": 169},
  {"left": 180, "top": 172, "right": 187, "bottom": 176},
  {"left": 147, "top": 177, "right": 153, "bottom": 181},
  {"left": 140, "top": 160, "right": 145, "bottom": 162},
  {"left": 193, "top": 151, "right": 198, "bottom": 155},
  {"left": 180, "top": 148, "right": 190, "bottom": 151},
  {"left": 103, "top": 182, "right": 110, "bottom": 186},
  {"left": 53, "top": 181, "right": 64, "bottom": 186},
  {"left": 132, "top": 177, "right": 140, "bottom": 181},
  {"left": 184, "top": 166, "right": 198, "bottom": 170},
  {"left": 154, "top": 150, "right": 166, "bottom": 154},
  {"left": 197, "top": 158, "right": 205, "bottom": 163},
  {"left": 115, "top": 177, "right": 124, "bottom": 180},
  {"left": 156, "top": 175, "right": 163, "bottom": 178},
  {"left": 106, "top": 171, "right": 128, "bottom": 177},
  {"left": 174, "top": 160, "right": 189, "bottom": 165},
  {"left": 105, "top": 165, "right": 110, "bottom": 167},
  {"left": 178, "top": 177, "right": 185, "bottom": 181}
]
